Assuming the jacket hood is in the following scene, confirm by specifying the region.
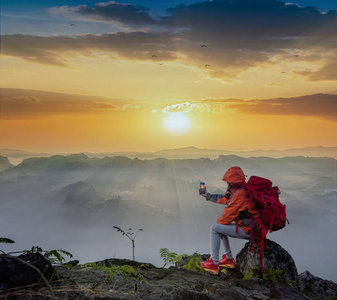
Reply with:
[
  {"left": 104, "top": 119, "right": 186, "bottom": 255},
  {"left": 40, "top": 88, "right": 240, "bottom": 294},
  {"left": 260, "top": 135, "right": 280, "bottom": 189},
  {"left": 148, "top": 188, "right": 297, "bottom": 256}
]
[{"left": 222, "top": 166, "right": 246, "bottom": 186}]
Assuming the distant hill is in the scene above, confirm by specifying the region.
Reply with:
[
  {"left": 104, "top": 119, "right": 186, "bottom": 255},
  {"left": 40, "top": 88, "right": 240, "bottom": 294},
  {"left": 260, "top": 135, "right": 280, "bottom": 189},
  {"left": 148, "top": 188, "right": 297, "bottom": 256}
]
[
  {"left": 52, "top": 181, "right": 106, "bottom": 209},
  {"left": 0, "top": 149, "right": 51, "bottom": 165},
  {"left": 0, "top": 149, "right": 50, "bottom": 158},
  {"left": 1, "top": 145, "right": 336, "bottom": 165},
  {"left": 150, "top": 145, "right": 337, "bottom": 159},
  {"left": 153, "top": 146, "right": 230, "bottom": 158},
  {"left": 0, "top": 156, "right": 13, "bottom": 171},
  {"left": 86, "top": 145, "right": 337, "bottom": 159}
]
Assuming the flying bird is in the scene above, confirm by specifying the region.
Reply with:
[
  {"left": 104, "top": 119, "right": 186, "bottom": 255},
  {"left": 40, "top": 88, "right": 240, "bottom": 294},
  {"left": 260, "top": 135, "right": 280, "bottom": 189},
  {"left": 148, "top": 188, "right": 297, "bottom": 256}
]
[
  {"left": 201, "top": 45, "right": 207, "bottom": 48},
  {"left": 70, "top": 24, "right": 75, "bottom": 26},
  {"left": 294, "top": 54, "right": 299, "bottom": 57},
  {"left": 205, "top": 64, "right": 211, "bottom": 67},
  {"left": 152, "top": 55, "right": 157, "bottom": 58}
]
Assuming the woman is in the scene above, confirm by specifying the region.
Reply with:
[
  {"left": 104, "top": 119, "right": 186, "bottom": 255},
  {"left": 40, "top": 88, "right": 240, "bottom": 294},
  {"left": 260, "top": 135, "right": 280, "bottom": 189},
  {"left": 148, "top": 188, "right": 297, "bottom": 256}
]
[{"left": 199, "top": 166, "right": 260, "bottom": 275}]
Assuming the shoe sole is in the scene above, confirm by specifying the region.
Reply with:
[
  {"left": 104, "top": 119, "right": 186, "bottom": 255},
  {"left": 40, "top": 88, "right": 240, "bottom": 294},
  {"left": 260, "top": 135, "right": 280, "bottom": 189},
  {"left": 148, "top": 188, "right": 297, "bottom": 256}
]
[
  {"left": 197, "top": 263, "right": 219, "bottom": 275},
  {"left": 203, "top": 268, "right": 219, "bottom": 275},
  {"left": 219, "top": 264, "right": 235, "bottom": 268}
]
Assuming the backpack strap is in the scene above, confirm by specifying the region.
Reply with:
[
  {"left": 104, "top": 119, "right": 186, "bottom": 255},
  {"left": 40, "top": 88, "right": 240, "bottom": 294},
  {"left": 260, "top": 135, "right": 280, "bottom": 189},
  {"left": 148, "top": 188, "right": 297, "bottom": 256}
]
[
  {"left": 228, "top": 187, "right": 245, "bottom": 234},
  {"left": 238, "top": 192, "right": 265, "bottom": 271},
  {"left": 260, "top": 246, "right": 266, "bottom": 273},
  {"left": 227, "top": 187, "right": 245, "bottom": 205},
  {"left": 250, "top": 217, "right": 253, "bottom": 253}
]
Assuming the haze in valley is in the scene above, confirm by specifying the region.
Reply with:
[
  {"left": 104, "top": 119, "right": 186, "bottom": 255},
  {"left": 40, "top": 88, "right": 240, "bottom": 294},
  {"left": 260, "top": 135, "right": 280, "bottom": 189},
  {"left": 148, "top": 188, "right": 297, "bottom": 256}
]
[{"left": 0, "top": 150, "right": 336, "bottom": 282}]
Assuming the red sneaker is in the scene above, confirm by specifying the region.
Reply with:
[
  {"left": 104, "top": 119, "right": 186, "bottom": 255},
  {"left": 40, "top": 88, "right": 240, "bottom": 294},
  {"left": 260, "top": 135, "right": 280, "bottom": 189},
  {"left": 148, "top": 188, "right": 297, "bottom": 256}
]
[
  {"left": 200, "top": 258, "right": 219, "bottom": 275},
  {"left": 218, "top": 254, "right": 227, "bottom": 265},
  {"left": 219, "top": 255, "right": 235, "bottom": 268}
]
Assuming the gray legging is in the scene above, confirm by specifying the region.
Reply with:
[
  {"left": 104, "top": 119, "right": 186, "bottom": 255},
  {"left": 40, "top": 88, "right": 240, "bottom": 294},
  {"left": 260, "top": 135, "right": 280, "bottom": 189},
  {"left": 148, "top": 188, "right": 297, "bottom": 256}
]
[{"left": 210, "top": 223, "right": 255, "bottom": 264}]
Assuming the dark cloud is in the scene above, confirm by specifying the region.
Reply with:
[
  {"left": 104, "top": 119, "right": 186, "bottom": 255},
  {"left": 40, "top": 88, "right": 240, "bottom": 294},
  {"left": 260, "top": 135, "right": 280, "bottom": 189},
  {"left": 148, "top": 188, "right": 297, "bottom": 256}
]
[
  {"left": 1, "top": 32, "right": 177, "bottom": 67},
  {"left": 167, "top": 0, "right": 337, "bottom": 38},
  {"left": 165, "top": 0, "right": 337, "bottom": 79},
  {"left": 49, "top": 2, "right": 168, "bottom": 26},
  {"left": 2, "top": 0, "right": 337, "bottom": 80},
  {"left": 0, "top": 88, "right": 140, "bottom": 119},
  {"left": 50, "top": 0, "right": 337, "bottom": 37},
  {"left": 207, "top": 93, "right": 337, "bottom": 121}
]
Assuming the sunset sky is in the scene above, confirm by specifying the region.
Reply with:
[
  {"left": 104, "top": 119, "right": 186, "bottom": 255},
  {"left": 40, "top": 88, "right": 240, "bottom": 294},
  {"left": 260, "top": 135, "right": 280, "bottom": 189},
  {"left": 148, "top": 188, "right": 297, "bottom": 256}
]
[{"left": 1, "top": 0, "right": 337, "bottom": 153}]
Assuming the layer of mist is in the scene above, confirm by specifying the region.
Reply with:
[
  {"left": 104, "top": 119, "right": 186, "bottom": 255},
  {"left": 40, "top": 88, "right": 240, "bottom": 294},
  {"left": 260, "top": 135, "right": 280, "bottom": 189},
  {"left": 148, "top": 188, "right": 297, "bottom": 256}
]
[
  {"left": 1, "top": 145, "right": 337, "bottom": 166},
  {"left": 0, "top": 154, "right": 336, "bottom": 282}
]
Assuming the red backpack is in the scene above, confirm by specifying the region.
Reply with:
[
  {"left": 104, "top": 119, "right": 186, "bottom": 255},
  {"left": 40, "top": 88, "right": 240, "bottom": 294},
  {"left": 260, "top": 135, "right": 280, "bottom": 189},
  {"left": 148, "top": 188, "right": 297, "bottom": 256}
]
[{"left": 244, "top": 176, "right": 289, "bottom": 273}]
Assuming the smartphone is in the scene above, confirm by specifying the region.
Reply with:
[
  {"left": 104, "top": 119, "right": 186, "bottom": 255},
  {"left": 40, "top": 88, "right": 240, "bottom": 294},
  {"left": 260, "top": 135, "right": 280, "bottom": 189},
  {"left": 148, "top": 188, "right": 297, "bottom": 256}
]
[{"left": 200, "top": 182, "right": 206, "bottom": 194}]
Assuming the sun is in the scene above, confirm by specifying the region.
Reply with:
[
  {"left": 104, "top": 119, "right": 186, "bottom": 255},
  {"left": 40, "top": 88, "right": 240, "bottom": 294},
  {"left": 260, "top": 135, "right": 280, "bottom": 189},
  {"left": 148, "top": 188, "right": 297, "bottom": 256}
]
[{"left": 163, "top": 112, "right": 190, "bottom": 135}]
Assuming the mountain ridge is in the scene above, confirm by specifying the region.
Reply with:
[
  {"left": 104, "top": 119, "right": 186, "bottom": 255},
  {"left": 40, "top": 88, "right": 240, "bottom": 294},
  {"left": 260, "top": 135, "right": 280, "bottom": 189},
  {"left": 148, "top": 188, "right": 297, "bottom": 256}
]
[{"left": 1, "top": 145, "right": 337, "bottom": 165}]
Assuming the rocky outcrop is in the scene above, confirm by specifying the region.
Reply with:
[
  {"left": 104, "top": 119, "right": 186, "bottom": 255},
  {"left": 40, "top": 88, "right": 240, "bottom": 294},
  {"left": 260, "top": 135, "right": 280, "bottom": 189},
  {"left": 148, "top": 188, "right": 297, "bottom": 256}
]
[
  {"left": 0, "top": 253, "right": 58, "bottom": 299},
  {"left": 34, "top": 258, "right": 309, "bottom": 300},
  {"left": 298, "top": 270, "right": 337, "bottom": 300},
  {"left": 0, "top": 246, "right": 336, "bottom": 300},
  {"left": 236, "top": 239, "right": 298, "bottom": 284}
]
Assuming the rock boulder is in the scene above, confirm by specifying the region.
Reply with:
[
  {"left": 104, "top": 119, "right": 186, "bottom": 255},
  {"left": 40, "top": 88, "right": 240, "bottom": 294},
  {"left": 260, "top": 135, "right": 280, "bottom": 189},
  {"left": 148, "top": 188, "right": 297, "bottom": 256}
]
[
  {"left": 0, "top": 253, "right": 57, "bottom": 298},
  {"left": 298, "top": 270, "right": 337, "bottom": 300},
  {"left": 236, "top": 239, "right": 298, "bottom": 284}
]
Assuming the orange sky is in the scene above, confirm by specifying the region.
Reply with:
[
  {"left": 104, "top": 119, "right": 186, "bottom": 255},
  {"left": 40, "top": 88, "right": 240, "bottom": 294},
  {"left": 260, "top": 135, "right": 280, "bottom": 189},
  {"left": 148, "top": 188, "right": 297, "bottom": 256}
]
[{"left": 1, "top": 0, "right": 337, "bottom": 153}]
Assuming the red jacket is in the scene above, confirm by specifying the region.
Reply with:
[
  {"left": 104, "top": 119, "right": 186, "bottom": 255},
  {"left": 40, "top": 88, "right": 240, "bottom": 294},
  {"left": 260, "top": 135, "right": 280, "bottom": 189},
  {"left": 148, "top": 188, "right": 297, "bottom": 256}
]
[{"left": 215, "top": 187, "right": 261, "bottom": 234}]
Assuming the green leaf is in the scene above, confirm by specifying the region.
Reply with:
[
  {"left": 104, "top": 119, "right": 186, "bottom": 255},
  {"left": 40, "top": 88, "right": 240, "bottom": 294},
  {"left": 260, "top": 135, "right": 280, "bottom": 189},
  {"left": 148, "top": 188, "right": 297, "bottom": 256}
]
[
  {"left": 243, "top": 265, "right": 292, "bottom": 285},
  {"left": 243, "top": 273, "right": 255, "bottom": 279},
  {"left": 181, "top": 253, "right": 202, "bottom": 272},
  {"left": 273, "top": 269, "right": 283, "bottom": 276},
  {"left": 159, "top": 248, "right": 182, "bottom": 267},
  {"left": 159, "top": 248, "right": 169, "bottom": 258},
  {"left": 45, "top": 250, "right": 65, "bottom": 263},
  {"left": 24, "top": 246, "right": 43, "bottom": 254},
  {"left": 57, "top": 249, "right": 73, "bottom": 258},
  {"left": 0, "top": 238, "right": 15, "bottom": 244}
]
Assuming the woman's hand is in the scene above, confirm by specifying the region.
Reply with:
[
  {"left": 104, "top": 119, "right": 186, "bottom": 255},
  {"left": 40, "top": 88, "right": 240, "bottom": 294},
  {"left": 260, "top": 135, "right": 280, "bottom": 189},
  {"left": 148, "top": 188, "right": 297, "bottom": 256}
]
[{"left": 199, "top": 188, "right": 207, "bottom": 197}]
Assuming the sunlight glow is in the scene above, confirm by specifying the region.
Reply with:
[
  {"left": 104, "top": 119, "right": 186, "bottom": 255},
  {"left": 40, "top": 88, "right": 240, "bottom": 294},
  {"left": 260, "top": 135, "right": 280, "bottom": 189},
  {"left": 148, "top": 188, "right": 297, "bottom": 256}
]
[{"left": 163, "top": 113, "right": 190, "bottom": 135}]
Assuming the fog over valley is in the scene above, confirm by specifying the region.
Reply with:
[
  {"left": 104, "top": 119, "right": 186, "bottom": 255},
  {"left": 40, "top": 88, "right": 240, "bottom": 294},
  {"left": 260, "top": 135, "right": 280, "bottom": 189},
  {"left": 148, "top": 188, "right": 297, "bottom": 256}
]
[{"left": 0, "top": 152, "right": 336, "bottom": 282}]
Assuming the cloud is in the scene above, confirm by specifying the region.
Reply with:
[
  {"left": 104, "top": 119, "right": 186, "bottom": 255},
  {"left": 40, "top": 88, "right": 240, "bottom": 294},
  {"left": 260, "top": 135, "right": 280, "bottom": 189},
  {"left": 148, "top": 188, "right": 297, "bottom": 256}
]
[
  {"left": 49, "top": 1, "right": 171, "bottom": 27},
  {"left": 204, "top": 93, "right": 337, "bottom": 121},
  {"left": 162, "top": 101, "right": 233, "bottom": 114},
  {"left": 167, "top": 1, "right": 337, "bottom": 37},
  {"left": 296, "top": 58, "right": 337, "bottom": 81},
  {"left": 49, "top": 0, "right": 337, "bottom": 37},
  {"left": 165, "top": 0, "right": 337, "bottom": 80},
  {"left": 0, "top": 88, "right": 141, "bottom": 119},
  {"left": 2, "top": 0, "right": 337, "bottom": 80},
  {"left": 156, "top": 93, "right": 337, "bottom": 121},
  {"left": 162, "top": 102, "right": 212, "bottom": 114},
  {"left": 1, "top": 32, "right": 177, "bottom": 67}
]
